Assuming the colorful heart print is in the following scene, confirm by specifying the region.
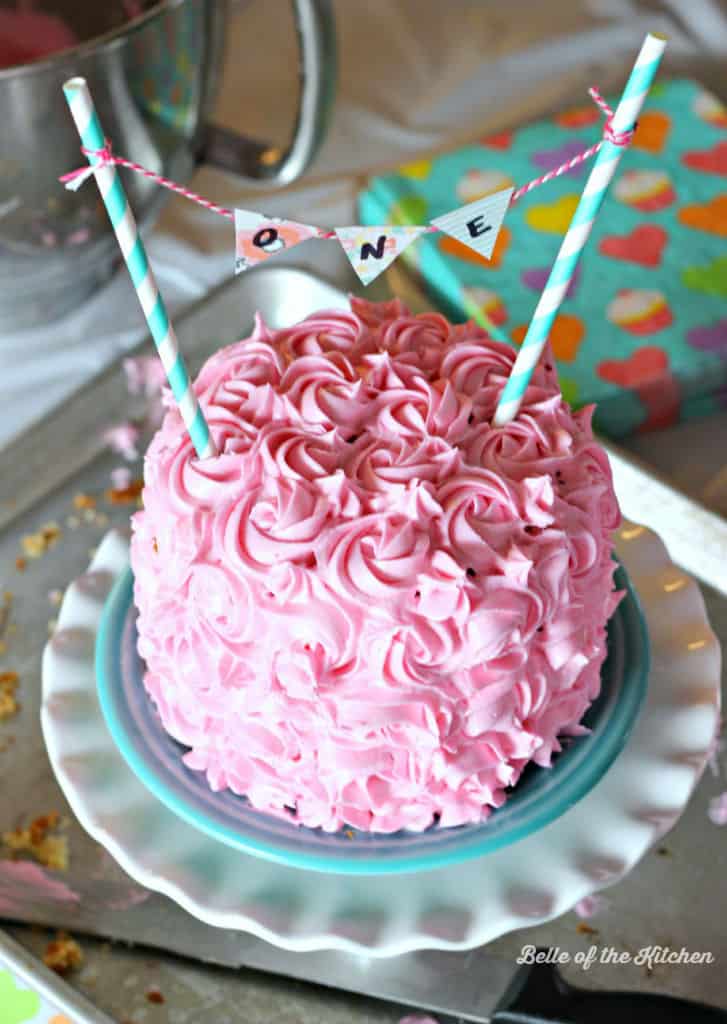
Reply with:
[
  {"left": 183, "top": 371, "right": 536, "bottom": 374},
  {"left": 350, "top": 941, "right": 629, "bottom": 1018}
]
[
  {"left": 456, "top": 169, "right": 514, "bottom": 203},
  {"left": 398, "top": 159, "right": 433, "bottom": 181},
  {"left": 439, "top": 225, "right": 510, "bottom": 268},
  {"left": 481, "top": 130, "right": 513, "bottom": 150},
  {"left": 693, "top": 89, "right": 727, "bottom": 128},
  {"left": 598, "top": 346, "right": 668, "bottom": 387},
  {"left": 599, "top": 225, "right": 668, "bottom": 267},
  {"left": 555, "top": 105, "right": 601, "bottom": 130},
  {"left": 511, "top": 313, "right": 584, "bottom": 363},
  {"left": 631, "top": 110, "right": 671, "bottom": 153},
  {"left": 606, "top": 289, "right": 673, "bottom": 335},
  {"left": 524, "top": 194, "right": 579, "bottom": 234},
  {"left": 682, "top": 257, "right": 727, "bottom": 298},
  {"left": 388, "top": 195, "right": 428, "bottom": 226},
  {"left": 0, "top": 970, "right": 41, "bottom": 1024},
  {"left": 687, "top": 319, "right": 727, "bottom": 358},
  {"left": 613, "top": 170, "right": 676, "bottom": 212},
  {"left": 597, "top": 347, "right": 680, "bottom": 431},
  {"left": 521, "top": 263, "right": 581, "bottom": 298},
  {"left": 462, "top": 286, "right": 508, "bottom": 325},
  {"left": 559, "top": 377, "right": 580, "bottom": 407},
  {"left": 678, "top": 195, "right": 727, "bottom": 236},
  {"left": 531, "top": 140, "right": 589, "bottom": 177},
  {"left": 682, "top": 141, "right": 727, "bottom": 175}
]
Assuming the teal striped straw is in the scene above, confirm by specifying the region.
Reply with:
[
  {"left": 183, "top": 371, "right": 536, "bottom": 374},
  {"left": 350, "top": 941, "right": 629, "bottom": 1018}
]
[
  {"left": 493, "top": 33, "right": 667, "bottom": 426},
  {"left": 62, "top": 77, "right": 217, "bottom": 460}
]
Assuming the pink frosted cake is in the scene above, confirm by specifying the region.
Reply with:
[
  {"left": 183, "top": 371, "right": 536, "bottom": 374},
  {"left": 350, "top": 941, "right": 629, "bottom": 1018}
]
[{"left": 130, "top": 298, "right": 621, "bottom": 833}]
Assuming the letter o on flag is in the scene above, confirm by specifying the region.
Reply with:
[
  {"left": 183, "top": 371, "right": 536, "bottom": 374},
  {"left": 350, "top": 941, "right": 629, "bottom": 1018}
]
[{"left": 253, "top": 226, "right": 280, "bottom": 250}]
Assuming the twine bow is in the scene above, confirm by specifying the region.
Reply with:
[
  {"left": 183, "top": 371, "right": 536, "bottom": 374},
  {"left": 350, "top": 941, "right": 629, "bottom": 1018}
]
[
  {"left": 59, "top": 139, "right": 116, "bottom": 191},
  {"left": 508, "top": 86, "right": 635, "bottom": 203},
  {"left": 589, "top": 86, "right": 636, "bottom": 147}
]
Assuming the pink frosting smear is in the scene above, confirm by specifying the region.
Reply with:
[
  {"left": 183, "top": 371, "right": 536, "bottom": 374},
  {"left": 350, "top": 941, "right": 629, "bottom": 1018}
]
[
  {"left": 574, "top": 893, "right": 608, "bottom": 918},
  {"left": 131, "top": 298, "right": 621, "bottom": 833},
  {"left": 104, "top": 421, "right": 140, "bottom": 461}
]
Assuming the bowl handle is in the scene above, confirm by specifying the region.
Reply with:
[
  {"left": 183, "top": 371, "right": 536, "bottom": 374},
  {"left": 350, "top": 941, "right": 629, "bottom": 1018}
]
[{"left": 200, "top": 0, "right": 336, "bottom": 186}]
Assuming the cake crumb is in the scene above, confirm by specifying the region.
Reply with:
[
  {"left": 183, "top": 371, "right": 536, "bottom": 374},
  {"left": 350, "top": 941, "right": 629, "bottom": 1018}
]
[
  {"left": 105, "top": 479, "right": 144, "bottom": 505},
  {"left": 66, "top": 515, "right": 80, "bottom": 529},
  {"left": 15, "top": 557, "right": 26, "bottom": 572},
  {"left": 0, "top": 593, "right": 11, "bottom": 642},
  {"left": 48, "top": 589, "right": 63, "bottom": 607},
  {"left": 576, "top": 922, "right": 599, "bottom": 936},
  {"left": 0, "top": 670, "right": 19, "bottom": 720},
  {"left": 43, "top": 932, "right": 83, "bottom": 974},
  {"left": 344, "top": 829, "right": 355, "bottom": 839},
  {"left": 146, "top": 990, "right": 165, "bottom": 1004},
  {"left": 73, "top": 493, "right": 96, "bottom": 510},
  {"left": 3, "top": 811, "right": 69, "bottom": 870},
  {"left": 20, "top": 522, "right": 62, "bottom": 559},
  {"left": 0, "top": 691, "right": 18, "bottom": 719}
]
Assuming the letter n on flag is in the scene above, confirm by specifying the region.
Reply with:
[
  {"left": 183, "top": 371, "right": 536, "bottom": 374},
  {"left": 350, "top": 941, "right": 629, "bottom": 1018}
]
[
  {"left": 234, "top": 209, "right": 319, "bottom": 273},
  {"left": 335, "top": 226, "right": 427, "bottom": 285},
  {"left": 431, "top": 187, "right": 513, "bottom": 261}
]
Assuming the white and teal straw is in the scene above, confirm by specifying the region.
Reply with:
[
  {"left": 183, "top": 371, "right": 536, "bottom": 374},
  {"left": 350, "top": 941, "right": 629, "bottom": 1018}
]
[
  {"left": 62, "top": 77, "right": 217, "bottom": 459},
  {"left": 493, "top": 32, "right": 667, "bottom": 426}
]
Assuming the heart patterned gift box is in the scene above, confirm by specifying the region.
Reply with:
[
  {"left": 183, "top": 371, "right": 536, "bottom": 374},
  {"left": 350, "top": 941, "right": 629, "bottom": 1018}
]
[{"left": 360, "top": 79, "right": 727, "bottom": 437}]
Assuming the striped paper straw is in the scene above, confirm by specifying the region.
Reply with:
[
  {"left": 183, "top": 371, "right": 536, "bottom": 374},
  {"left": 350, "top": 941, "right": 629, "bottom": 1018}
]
[
  {"left": 62, "top": 77, "right": 217, "bottom": 459},
  {"left": 493, "top": 32, "right": 667, "bottom": 426}
]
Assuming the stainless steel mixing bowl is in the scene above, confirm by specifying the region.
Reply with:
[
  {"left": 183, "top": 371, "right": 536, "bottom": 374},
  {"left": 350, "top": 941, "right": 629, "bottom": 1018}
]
[{"left": 0, "top": 0, "right": 335, "bottom": 328}]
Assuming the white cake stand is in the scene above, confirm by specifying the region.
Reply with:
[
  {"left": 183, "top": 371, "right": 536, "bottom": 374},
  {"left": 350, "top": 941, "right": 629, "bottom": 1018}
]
[{"left": 41, "top": 523, "right": 720, "bottom": 957}]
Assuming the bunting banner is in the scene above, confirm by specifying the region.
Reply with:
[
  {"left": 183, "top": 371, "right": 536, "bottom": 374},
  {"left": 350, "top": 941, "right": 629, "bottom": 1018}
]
[
  {"left": 234, "top": 209, "right": 320, "bottom": 273},
  {"left": 60, "top": 81, "right": 632, "bottom": 290},
  {"left": 431, "top": 187, "right": 514, "bottom": 262},
  {"left": 334, "top": 225, "right": 428, "bottom": 285}
]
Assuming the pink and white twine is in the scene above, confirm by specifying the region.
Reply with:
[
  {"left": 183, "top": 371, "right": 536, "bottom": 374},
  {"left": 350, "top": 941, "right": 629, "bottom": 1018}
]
[{"left": 60, "top": 86, "right": 631, "bottom": 228}]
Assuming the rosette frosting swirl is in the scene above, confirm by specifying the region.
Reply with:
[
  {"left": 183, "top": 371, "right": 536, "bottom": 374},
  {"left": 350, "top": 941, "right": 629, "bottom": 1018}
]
[{"left": 131, "top": 298, "right": 621, "bottom": 833}]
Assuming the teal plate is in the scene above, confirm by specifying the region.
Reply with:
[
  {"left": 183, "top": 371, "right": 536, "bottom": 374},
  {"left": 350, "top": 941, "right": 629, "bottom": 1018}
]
[{"left": 96, "top": 562, "right": 649, "bottom": 875}]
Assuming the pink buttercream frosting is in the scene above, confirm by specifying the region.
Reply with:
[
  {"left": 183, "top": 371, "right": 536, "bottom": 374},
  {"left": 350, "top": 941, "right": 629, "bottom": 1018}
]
[{"left": 130, "top": 298, "right": 621, "bottom": 833}]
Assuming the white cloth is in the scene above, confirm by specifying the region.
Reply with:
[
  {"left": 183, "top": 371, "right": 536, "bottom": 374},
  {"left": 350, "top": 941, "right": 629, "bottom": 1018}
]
[{"left": 1, "top": 0, "right": 726, "bottom": 447}]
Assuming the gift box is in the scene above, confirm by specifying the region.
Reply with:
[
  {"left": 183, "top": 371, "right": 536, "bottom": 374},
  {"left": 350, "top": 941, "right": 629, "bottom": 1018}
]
[{"left": 359, "top": 79, "right": 727, "bottom": 437}]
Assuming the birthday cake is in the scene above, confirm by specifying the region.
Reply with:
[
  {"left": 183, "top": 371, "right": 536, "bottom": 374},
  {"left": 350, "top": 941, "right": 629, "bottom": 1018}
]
[{"left": 130, "top": 298, "right": 622, "bottom": 833}]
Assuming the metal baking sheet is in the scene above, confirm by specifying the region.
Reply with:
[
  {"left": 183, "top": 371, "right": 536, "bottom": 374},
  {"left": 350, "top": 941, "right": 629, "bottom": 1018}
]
[{"left": 1, "top": 264, "right": 726, "bottom": 1022}]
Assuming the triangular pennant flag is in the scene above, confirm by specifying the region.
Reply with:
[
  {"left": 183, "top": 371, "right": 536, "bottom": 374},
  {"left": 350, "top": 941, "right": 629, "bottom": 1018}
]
[
  {"left": 335, "top": 225, "right": 427, "bottom": 286},
  {"left": 431, "top": 186, "right": 513, "bottom": 261},
  {"left": 234, "top": 209, "right": 319, "bottom": 273}
]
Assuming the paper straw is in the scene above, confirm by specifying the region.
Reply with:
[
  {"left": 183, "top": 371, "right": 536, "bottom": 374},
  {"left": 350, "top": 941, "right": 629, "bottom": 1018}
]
[
  {"left": 493, "top": 32, "right": 667, "bottom": 426},
  {"left": 62, "top": 77, "right": 217, "bottom": 459}
]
